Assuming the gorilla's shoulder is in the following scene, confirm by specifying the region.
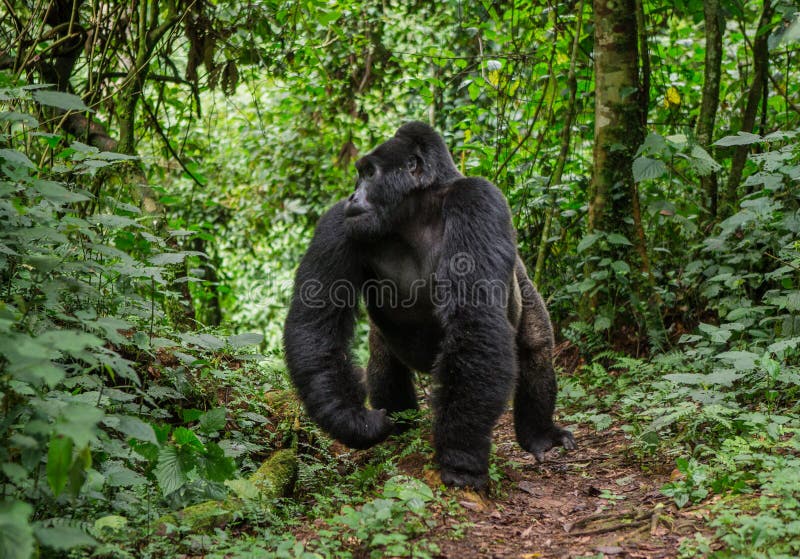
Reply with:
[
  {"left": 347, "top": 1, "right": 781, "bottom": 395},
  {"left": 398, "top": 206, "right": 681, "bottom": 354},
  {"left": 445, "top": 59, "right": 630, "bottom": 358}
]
[
  {"left": 310, "top": 200, "right": 348, "bottom": 239},
  {"left": 317, "top": 200, "right": 348, "bottom": 227},
  {"left": 443, "top": 176, "right": 512, "bottom": 222}
]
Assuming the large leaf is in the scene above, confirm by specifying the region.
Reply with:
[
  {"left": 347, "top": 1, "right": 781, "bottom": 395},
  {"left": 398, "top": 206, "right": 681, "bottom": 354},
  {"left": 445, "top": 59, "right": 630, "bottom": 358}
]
[
  {"left": 0, "top": 501, "right": 34, "bottom": 559},
  {"left": 47, "top": 435, "right": 74, "bottom": 497},
  {"left": 227, "top": 332, "right": 264, "bottom": 348},
  {"left": 606, "top": 233, "right": 632, "bottom": 245},
  {"left": 577, "top": 232, "right": 602, "bottom": 253},
  {"left": 32, "top": 89, "right": 91, "bottom": 112},
  {"left": 0, "top": 148, "right": 35, "bottom": 169},
  {"left": 198, "top": 408, "right": 228, "bottom": 434},
  {"left": 33, "top": 180, "right": 91, "bottom": 203},
  {"left": 114, "top": 415, "right": 157, "bottom": 444},
  {"left": 714, "top": 131, "right": 761, "bottom": 146},
  {"left": 690, "top": 145, "right": 722, "bottom": 176},
  {"left": 715, "top": 350, "right": 759, "bottom": 371},
  {"left": 34, "top": 525, "right": 97, "bottom": 550},
  {"left": 104, "top": 463, "right": 147, "bottom": 488},
  {"left": 154, "top": 447, "right": 191, "bottom": 496},
  {"left": 632, "top": 156, "right": 667, "bottom": 182}
]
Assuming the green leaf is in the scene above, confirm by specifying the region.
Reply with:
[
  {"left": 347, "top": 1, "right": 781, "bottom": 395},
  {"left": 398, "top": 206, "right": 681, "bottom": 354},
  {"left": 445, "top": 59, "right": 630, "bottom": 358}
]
[
  {"left": 38, "top": 330, "right": 103, "bottom": 353},
  {"left": 610, "top": 260, "right": 631, "bottom": 274},
  {"left": 198, "top": 408, "right": 227, "bottom": 433},
  {"left": 715, "top": 350, "right": 759, "bottom": 371},
  {"left": 225, "top": 478, "right": 260, "bottom": 500},
  {"left": 768, "top": 337, "right": 800, "bottom": 356},
  {"left": 383, "top": 476, "right": 434, "bottom": 503},
  {"left": 606, "top": 233, "right": 633, "bottom": 245},
  {"left": 227, "top": 332, "right": 263, "bottom": 348},
  {"left": 698, "top": 323, "right": 732, "bottom": 344},
  {"left": 154, "top": 447, "right": 191, "bottom": 496},
  {"left": 180, "top": 332, "right": 225, "bottom": 350},
  {"left": 1, "top": 463, "right": 28, "bottom": 486},
  {"left": 577, "top": 232, "right": 602, "bottom": 253},
  {"left": 172, "top": 427, "right": 205, "bottom": 451},
  {"left": 115, "top": 415, "right": 157, "bottom": 444},
  {"left": 55, "top": 403, "right": 104, "bottom": 448},
  {"left": 663, "top": 373, "right": 706, "bottom": 385},
  {"left": 34, "top": 525, "right": 97, "bottom": 550},
  {"left": 0, "top": 500, "right": 34, "bottom": 559},
  {"left": 33, "top": 180, "right": 91, "bottom": 203},
  {"left": 47, "top": 435, "right": 74, "bottom": 497},
  {"left": 632, "top": 156, "right": 667, "bottom": 182},
  {"left": 714, "top": 131, "right": 762, "bottom": 146},
  {"left": 32, "top": 89, "right": 91, "bottom": 112},
  {"left": 0, "top": 148, "right": 35, "bottom": 169},
  {"left": 665, "top": 133, "right": 688, "bottom": 146},
  {"left": 0, "top": 111, "right": 39, "bottom": 127},
  {"left": 201, "top": 442, "right": 236, "bottom": 482},
  {"left": 149, "top": 252, "right": 187, "bottom": 265},
  {"left": 104, "top": 464, "right": 147, "bottom": 488},
  {"left": 594, "top": 315, "right": 612, "bottom": 331},
  {"left": 94, "top": 515, "right": 128, "bottom": 532},
  {"left": 638, "top": 132, "right": 668, "bottom": 156},
  {"left": 690, "top": 145, "right": 722, "bottom": 176},
  {"left": 703, "top": 369, "right": 741, "bottom": 386},
  {"left": 664, "top": 370, "right": 740, "bottom": 386}
]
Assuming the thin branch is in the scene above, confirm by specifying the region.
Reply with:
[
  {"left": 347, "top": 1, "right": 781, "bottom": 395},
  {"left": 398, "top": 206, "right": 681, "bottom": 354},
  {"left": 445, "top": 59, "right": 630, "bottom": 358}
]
[{"left": 141, "top": 96, "right": 206, "bottom": 188}]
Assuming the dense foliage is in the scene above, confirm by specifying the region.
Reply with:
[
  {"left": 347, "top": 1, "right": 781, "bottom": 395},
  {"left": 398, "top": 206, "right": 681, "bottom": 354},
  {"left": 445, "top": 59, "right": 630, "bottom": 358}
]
[{"left": 1, "top": 0, "right": 800, "bottom": 557}]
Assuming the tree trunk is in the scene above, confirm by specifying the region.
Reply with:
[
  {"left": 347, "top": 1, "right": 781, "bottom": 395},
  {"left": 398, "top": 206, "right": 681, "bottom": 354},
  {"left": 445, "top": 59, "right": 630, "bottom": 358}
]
[
  {"left": 724, "top": 0, "right": 774, "bottom": 215},
  {"left": 583, "top": 0, "right": 646, "bottom": 322},
  {"left": 696, "top": 0, "right": 723, "bottom": 222},
  {"left": 533, "top": 0, "right": 586, "bottom": 287}
]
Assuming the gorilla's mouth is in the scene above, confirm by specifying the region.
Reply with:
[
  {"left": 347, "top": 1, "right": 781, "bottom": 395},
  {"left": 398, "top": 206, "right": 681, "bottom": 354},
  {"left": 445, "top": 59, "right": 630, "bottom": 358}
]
[{"left": 344, "top": 204, "right": 366, "bottom": 218}]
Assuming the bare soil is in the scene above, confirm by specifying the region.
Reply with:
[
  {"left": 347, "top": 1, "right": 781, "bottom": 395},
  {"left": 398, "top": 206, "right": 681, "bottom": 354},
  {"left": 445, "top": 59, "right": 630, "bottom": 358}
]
[{"left": 425, "top": 413, "right": 704, "bottom": 559}]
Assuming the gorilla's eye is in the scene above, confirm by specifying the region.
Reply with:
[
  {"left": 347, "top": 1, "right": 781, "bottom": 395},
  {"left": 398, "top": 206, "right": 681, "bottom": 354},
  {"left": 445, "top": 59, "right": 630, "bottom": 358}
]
[
  {"left": 361, "top": 164, "right": 376, "bottom": 179},
  {"left": 406, "top": 156, "right": 420, "bottom": 173}
]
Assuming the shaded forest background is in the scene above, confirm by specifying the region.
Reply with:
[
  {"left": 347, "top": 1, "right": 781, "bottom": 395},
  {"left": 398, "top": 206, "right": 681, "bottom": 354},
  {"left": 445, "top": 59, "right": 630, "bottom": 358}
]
[{"left": 1, "top": 0, "right": 800, "bottom": 557}]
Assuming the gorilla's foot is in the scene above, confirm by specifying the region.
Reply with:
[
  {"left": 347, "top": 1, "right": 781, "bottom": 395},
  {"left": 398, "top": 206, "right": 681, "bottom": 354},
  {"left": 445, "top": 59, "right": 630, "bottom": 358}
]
[
  {"left": 519, "top": 425, "right": 576, "bottom": 462},
  {"left": 440, "top": 467, "right": 488, "bottom": 490}
]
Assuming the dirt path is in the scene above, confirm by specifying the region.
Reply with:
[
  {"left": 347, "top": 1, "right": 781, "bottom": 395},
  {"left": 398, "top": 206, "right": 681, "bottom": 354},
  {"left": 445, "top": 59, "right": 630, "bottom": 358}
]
[{"left": 428, "top": 413, "right": 700, "bottom": 559}]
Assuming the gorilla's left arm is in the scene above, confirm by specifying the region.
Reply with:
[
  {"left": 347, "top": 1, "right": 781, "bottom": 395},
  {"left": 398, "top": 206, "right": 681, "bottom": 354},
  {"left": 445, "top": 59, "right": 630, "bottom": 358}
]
[{"left": 432, "top": 177, "right": 518, "bottom": 487}]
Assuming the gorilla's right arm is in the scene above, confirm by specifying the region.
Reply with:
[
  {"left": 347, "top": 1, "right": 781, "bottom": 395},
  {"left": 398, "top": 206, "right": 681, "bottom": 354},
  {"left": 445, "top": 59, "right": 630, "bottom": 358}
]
[{"left": 283, "top": 202, "right": 393, "bottom": 448}]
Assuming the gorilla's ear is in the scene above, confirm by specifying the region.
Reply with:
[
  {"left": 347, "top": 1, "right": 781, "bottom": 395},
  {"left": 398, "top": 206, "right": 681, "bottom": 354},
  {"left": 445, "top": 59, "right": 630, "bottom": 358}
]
[
  {"left": 407, "top": 149, "right": 426, "bottom": 186},
  {"left": 406, "top": 154, "right": 421, "bottom": 173}
]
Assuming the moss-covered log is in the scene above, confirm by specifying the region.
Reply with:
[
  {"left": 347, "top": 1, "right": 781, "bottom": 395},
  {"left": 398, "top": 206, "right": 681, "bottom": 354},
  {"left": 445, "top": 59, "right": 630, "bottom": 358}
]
[{"left": 155, "top": 448, "right": 297, "bottom": 534}]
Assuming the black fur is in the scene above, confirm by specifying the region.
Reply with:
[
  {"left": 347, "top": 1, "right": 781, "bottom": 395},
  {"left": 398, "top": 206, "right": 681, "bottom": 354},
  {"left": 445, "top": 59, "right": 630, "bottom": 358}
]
[{"left": 283, "top": 122, "right": 575, "bottom": 488}]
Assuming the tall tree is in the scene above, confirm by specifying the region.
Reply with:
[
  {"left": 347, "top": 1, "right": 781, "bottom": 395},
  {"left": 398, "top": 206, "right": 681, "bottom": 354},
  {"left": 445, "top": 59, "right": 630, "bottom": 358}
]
[
  {"left": 582, "top": 0, "right": 647, "bottom": 329},
  {"left": 697, "top": 0, "right": 723, "bottom": 221}
]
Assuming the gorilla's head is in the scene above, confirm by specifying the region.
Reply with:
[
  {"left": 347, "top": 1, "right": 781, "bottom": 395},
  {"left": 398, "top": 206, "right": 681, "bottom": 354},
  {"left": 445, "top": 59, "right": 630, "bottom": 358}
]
[{"left": 343, "top": 122, "right": 460, "bottom": 240}]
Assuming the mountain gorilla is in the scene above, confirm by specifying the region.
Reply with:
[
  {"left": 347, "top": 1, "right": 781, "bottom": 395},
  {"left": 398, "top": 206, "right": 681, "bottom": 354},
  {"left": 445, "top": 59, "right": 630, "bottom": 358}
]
[{"left": 284, "top": 122, "right": 575, "bottom": 489}]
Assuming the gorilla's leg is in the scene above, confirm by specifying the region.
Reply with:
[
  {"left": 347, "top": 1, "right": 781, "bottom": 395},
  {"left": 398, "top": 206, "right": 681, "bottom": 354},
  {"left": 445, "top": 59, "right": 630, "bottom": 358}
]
[
  {"left": 513, "top": 268, "right": 576, "bottom": 461},
  {"left": 366, "top": 326, "right": 418, "bottom": 427}
]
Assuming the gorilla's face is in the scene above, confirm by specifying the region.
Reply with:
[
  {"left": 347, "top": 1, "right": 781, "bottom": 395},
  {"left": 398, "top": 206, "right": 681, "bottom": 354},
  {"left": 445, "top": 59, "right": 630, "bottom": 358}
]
[{"left": 343, "top": 135, "right": 422, "bottom": 241}]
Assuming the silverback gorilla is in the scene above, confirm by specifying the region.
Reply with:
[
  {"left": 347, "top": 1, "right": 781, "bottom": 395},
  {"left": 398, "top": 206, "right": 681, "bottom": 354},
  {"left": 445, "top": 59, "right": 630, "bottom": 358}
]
[{"left": 284, "top": 122, "right": 575, "bottom": 489}]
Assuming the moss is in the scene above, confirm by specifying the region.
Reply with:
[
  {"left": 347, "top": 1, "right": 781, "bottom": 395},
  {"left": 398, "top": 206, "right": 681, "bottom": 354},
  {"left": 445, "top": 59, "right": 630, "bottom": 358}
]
[
  {"left": 249, "top": 448, "right": 298, "bottom": 498},
  {"left": 166, "top": 499, "right": 237, "bottom": 532}
]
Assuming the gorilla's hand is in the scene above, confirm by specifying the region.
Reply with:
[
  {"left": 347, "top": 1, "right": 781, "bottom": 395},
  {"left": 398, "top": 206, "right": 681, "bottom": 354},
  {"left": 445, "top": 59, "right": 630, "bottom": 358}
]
[
  {"left": 337, "top": 408, "right": 394, "bottom": 450},
  {"left": 522, "top": 426, "right": 576, "bottom": 463}
]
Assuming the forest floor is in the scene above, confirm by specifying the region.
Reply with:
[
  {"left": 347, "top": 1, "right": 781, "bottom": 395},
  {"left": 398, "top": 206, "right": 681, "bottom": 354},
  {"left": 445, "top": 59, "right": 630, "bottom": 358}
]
[{"left": 409, "top": 414, "right": 708, "bottom": 559}]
